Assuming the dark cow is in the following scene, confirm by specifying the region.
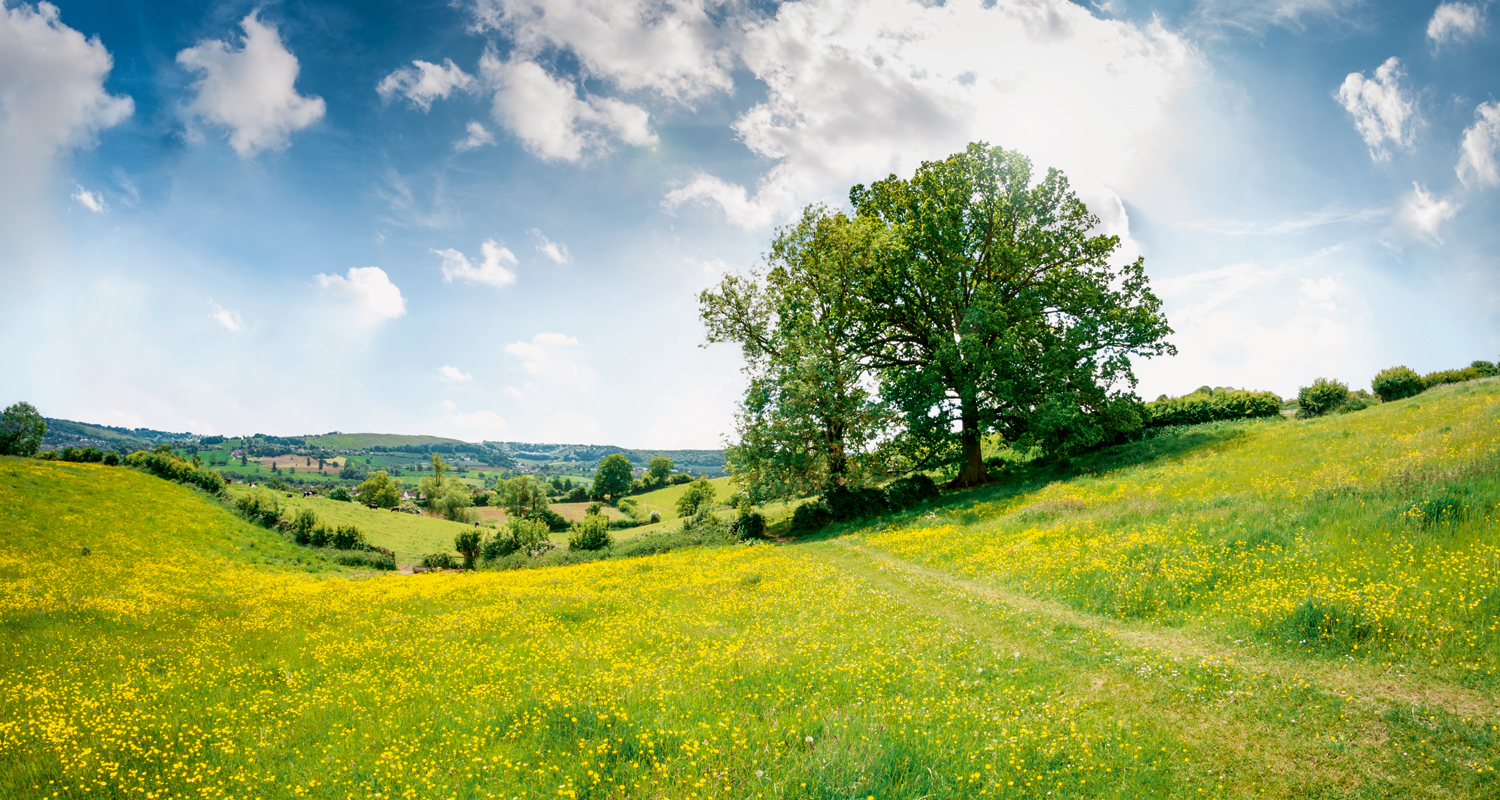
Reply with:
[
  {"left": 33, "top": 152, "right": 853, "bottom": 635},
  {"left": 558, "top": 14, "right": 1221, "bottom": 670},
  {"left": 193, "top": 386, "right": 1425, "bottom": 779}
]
[{"left": 367, "top": 503, "right": 379, "bottom": 509}]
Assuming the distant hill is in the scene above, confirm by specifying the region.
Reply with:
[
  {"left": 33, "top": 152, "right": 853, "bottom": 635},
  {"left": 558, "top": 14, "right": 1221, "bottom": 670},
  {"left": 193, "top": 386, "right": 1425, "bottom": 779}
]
[
  {"left": 497, "top": 442, "right": 726, "bottom": 475},
  {"left": 303, "top": 433, "right": 468, "bottom": 450},
  {"left": 43, "top": 418, "right": 197, "bottom": 453}
]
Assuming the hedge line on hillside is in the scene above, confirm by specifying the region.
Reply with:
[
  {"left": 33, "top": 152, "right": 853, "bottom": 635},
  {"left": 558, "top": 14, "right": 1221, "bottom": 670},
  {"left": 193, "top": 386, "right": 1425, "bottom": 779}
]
[{"left": 1143, "top": 390, "right": 1282, "bottom": 428}]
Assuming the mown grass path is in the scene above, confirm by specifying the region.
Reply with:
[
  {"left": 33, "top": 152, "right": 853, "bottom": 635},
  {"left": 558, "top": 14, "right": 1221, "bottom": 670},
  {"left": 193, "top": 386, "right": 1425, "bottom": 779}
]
[
  {"left": 818, "top": 538, "right": 1500, "bottom": 724},
  {"left": 798, "top": 536, "right": 1500, "bottom": 797}
]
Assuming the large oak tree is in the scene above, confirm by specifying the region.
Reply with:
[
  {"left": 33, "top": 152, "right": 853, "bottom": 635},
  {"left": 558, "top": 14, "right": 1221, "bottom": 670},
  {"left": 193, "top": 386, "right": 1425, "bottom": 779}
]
[{"left": 849, "top": 143, "right": 1174, "bottom": 487}]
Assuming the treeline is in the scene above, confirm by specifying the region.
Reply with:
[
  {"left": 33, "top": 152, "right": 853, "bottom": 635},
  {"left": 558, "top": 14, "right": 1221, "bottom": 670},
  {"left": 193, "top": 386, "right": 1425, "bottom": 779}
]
[
  {"left": 232, "top": 492, "right": 395, "bottom": 570},
  {"left": 1143, "top": 388, "right": 1283, "bottom": 428}
]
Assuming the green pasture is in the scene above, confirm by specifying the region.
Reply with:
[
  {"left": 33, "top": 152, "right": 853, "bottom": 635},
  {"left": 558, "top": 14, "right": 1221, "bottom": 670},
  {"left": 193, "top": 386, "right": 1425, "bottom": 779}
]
[{"left": 225, "top": 484, "right": 468, "bottom": 563}]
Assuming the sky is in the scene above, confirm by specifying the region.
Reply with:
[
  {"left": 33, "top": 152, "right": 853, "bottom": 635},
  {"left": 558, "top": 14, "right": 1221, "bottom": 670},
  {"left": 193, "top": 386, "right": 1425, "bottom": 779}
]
[{"left": 1, "top": 0, "right": 1497, "bottom": 448}]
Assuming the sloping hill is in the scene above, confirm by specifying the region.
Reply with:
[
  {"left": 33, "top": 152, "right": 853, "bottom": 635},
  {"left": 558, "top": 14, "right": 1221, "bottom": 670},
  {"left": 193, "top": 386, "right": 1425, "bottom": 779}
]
[
  {"left": 2, "top": 381, "right": 1498, "bottom": 798},
  {"left": 302, "top": 432, "right": 468, "bottom": 449}
]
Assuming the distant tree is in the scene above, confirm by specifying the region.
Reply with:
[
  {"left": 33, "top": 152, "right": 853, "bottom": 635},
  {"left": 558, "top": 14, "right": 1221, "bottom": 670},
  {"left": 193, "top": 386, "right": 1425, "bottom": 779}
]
[
  {"left": 329, "top": 486, "right": 353, "bottom": 502},
  {"left": 568, "top": 513, "right": 612, "bottom": 551},
  {"left": 240, "top": 452, "right": 248, "bottom": 466},
  {"left": 432, "top": 484, "right": 475, "bottom": 523},
  {"left": 647, "top": 456, "right": 674, "bottom": 484},
  {"left": 1371, "top": 366, "right": 1424, "bottom": 403},
  {"left": 676, "top": 477, "right": 718, "bottom": 518},
  {"left": 592, "top": 453, "right": 634, "bottom": 500},
  {"left": 356, "top": 470, "right": 402, "bottom": 508},
  {"left": 1297, "top": 378, "right": 1350, "bottom": 418},
  {"left": 497, "top": 475, "right": 549, "bottom": 519},
  {"left": 417, "top": 453, "right": 450, "bottom": 504}
]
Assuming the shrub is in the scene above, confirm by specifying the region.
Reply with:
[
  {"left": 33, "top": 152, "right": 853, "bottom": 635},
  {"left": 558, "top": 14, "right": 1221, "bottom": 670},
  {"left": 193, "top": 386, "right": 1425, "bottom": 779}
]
[
  {"left": 1296, "top": 378, "right": 1349, "bottom": 418},
  {"left": 823, "top": 484, "right": 887, "bottom": 521},
  {"left": 1371, "top": 366, "right": 1424, "bottom": 402},
  {"left": 649, "top": 510, "right": 661, "bottom": 524},
  {"left": 125, "top": 449, "right": 227, "bottom": 495},
  {"left": 1144, "top": 389, "right": 1282, "bottom": 427},
  {"left": 1471, "top": 360, "right": 1499, "bottom": 377},
  {"left": 1424, "top": 366, "right": 1483, "bottom": 387},
  {"left": 234, "top": 492, "right": 284, "bottom": 529},
  {"left": 455, "top": 530, "right": 482, "bottom": 569},
  {"left": 883, "top": 474, "right": 939, "bottom": 511},
  {"left": 289, "top": 509, "right": 319, "bottom": 545},
  {"left": 526, "top": 508, "right": 570, "bottom": 532},
  {"left": 420, "top": 552, "right": 457, "bottom": 569},
  {"left": 307, "top": 526, "right": 330, "bottom": 548},
  {"left": 394, "top": 500, "right": 422, "bottom": 514},
  {"left": 676, "top": 477, "right": 718, "bottom": 518},
  {"left": 568, "top": 513, "right": 612, "bottom": 551},
  {"left": 329, "top": 486, "right": 352, "bottom": 502},
  {"left": 790, "top": 502, "right": 834, "bottom": 535},
  {"left": 730, "top": 511, "right": 766, "bottom": 540},
  {"left": 431, "top": 484, "right": 476, "bottom": 523},
  {"left": 329, "top": 524, "right": 365, "bottom": 550},
  {"left": 101, "top": 451, "right": 120, "bottom": 466},
  {"left": 332, "top": 550, "right": 396, "bottom": 570},
  {"left": 485, "top": 517, "right": 554, "bottom": 561},
  {"left": 585, "top": 501, "right": 606, "bottom": 516}
]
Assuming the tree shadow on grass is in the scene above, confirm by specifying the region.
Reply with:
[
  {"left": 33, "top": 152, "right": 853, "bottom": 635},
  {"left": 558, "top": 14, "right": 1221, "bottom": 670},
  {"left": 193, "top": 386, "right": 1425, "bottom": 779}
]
[{"left": 786, "top": 419, "right": 1272, "bottom": 544}]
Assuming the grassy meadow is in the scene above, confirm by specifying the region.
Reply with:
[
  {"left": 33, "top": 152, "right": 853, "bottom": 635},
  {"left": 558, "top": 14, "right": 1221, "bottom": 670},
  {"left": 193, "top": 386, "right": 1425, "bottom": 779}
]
[
  {"left": 224, "top": 485, "right": 471, "bottom": 563},
  {"left": 1, "top": 379, "right": 1498, "bottom": 798}
]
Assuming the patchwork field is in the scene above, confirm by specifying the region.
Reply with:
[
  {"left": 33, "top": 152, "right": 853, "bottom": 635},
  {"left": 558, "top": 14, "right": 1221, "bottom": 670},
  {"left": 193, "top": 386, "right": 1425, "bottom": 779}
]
[{"left": 1, "top": 379, "right": 1498, "bottom": 798}]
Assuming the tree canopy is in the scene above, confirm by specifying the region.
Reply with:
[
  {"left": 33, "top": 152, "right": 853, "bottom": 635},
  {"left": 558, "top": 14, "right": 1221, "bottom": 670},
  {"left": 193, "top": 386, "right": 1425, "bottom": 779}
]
[
  {"left": 703, "top": 143, "right": 1174, "bottom": 492},
  {"left": 496, "top": 475, "right": 549, "bottom": 519},
  {"left": 646, "top": 456, "right": 673, "bottom": 484},
  {"left": 355, "top": 471, "right": 402, "bottom": 508},
  {"left": 592, "top": 453, "right": 634, "bottom": 500},
  {"left": 0, "top": 402, "right": 46, "bottom": 457}
]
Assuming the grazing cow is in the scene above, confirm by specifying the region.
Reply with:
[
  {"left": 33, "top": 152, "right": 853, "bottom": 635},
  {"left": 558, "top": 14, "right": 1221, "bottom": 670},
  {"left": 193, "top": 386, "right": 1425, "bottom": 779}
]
[{"left": 367, "top": 503, "right": 378, "bottom": 509}]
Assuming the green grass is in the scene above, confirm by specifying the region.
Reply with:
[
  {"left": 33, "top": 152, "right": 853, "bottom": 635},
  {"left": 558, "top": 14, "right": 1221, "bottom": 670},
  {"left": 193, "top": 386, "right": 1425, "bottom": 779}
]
[
  {"left": 225, "top": 484, "right": 470, "bottom": 563},
  {"left": 2, "top": 381, "right": 1499, "bottom": 798},
  {"left": 302, "top": 432, "right": 466, "bottom": 449}
]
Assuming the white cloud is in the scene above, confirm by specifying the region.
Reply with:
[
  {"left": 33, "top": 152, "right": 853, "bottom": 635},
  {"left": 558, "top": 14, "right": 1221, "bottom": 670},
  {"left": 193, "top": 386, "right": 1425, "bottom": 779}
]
[
  {"left": 468, "top": 0, "right": 734, "bottom": 100},
  {"left": 0, "top": 1, "right": 132, "bottom": 261},
  {"left": 504, "top": 332, "right": 591, "bottom": 381},
  {"left": 1190, "top": 0, "right": 1363, "bottom": 33},
  {"left": 665, "top": 0, "right": 1193, "bottom": 230},
  {"left": 439, "top": 400, "right": 509, "bottom": 439},
  {"left": 436, "top": 365, "right": 474, "bottom": 383},
  {"left": 478, "top": 50, "right": 657, "bottom": 162},
  {"left": 1399, "top": 183, "right": 1460, "bottom": 242},
  {"left": 530, "top": 229, "right": 570, "bottom": 263},
  {"left": 177, "top": 13, "right": 326, "bottom": 157},
  {"left": 433, "top": 239, "right": 517, "bottom": 288},
  {"left": 1457, "top": 101, "right": 1500, "bottom": 188},
  {"left": 454, "top": 120, "right": 495, "bottom": 151},
  {"left": 71, "top": 185, "right": 104, "bottom": 212},
  {"left": 1428, "top": 2, "right": 1484, "bottom": 44},
  {"left": 207, "top": 299, "right": 242, "bottom": 332},
  {"left": 313, "top": 266, "right": 406, "bottom": 325},
  {"left": 377, "top": 58, "right": 476, "bottom": 111},
  {"left": 1335, "top": 57, "right": 1415, "bottom": 162}
]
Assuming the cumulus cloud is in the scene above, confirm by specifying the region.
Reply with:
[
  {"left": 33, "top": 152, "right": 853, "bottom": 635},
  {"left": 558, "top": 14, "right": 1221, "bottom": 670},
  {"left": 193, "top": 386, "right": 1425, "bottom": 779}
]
[
  {"left": 504, "top": 332, "right": 591, "bottom": 381},
  {"left": 0, "top": 1, "right": 132, "bottom": 261},
  {"left": 479, "top": 50, "right": 657, "bottom": 162},
  {"left": 177, "top": 13, "right": 326, "bottom": 157},
  {"left": 313, "top": 266, "right": 406, "bottom": 325},
  {"left": 468, "top": 0, "right": 734, "bottom": 100},
  {"left": 1335, "top": 57, "right": 1415, "bottom": 162},
  {"left": 433, "top": 239, "right": 517, "bottom": 288},
  {"left": 453, "top": 120, "right": 495, "bottom": 151},
  {"left": 71, "top": 185, "right": 104, "bottom": 212},
  {"left": 1457, "top": 101, "right": 1500, "bottom": 188},
  {"left": 377, "top": 58, "right": 476, "bottom": 111},
  {"left": 207, "top": 299, "right": 242, "bottom": 332},
  {"left": 531, "top": 229, "right": 570, "bottom": 263},
  {"left": 436, "top": 365, "right": 473, "bottom": 383},
  {"left": 439, "top": 400, "right": 509, "bottom": 439},
  {"left": 665, "top": 0, "right": 1192, "bottom": 230},
  {"left": 1399, "top": 183, "right": 1460, "bottom": 242},
  {"left": 1428, "top": 2, "right": 1484, "bottom": 44}
]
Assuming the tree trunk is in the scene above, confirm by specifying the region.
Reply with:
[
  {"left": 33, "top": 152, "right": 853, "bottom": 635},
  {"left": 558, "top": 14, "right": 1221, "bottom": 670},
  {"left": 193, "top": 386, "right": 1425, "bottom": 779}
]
[
  {"left": 947, "top": 396, "right": 989, "bottom": 489},
  {"left": 825, "top": 421, "right": 848, "bottom": 486}
]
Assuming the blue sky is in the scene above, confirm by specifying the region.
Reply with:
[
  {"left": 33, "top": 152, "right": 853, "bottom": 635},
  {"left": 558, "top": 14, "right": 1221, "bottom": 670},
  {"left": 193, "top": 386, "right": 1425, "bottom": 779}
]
[{"left": 2, "top": 0, "right": 1497, "bottom": 448}]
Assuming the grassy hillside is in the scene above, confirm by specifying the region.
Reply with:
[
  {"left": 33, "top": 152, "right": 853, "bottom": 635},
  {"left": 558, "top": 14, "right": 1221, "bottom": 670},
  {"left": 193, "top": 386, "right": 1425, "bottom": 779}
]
[
  {"left": 226, "top": 485, "right": 470, "bottom": 563},
  {"left": 1, "top": 381, "right": 1498, "bottom": 798},
  {"left": 303, "top": 432, "right": 466, "bottom": 449}
]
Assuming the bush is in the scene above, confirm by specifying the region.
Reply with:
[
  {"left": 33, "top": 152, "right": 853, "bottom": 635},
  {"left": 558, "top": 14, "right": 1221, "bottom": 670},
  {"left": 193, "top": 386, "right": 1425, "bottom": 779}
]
[
  {"left": 125, "top": 448, "right": 227, "bottom": 495},
  {"left": 790, "top": 502, "right": 834, "bottom": 535},
  {"left": 101, "top": 451, "right": 120, "bottom": 466},
  {"left": 676, "top": 477, "right": 718, "bottom": 518},
  {"left": 883, "top": 474, "right": 939, "bottom": 511},
  {"left": 332, "top": 550, "right": 396, "bottom": 570},
  {"left": 329, "top": 486, "right": 352, "bottom": 502},
  {"left": 649, "top": 510, "right": 661, "bottom": 524},
  {"left": 329, "top": 524, "right": 365, "bottom": 550},
  {"left": 395, "top": 500, "right": 421, "bottom": 514},
  {"left": 1371, "top": 366, "right": 1425, "bottom": 402},
  {"left": 483, "top": 517, "right": 554, "bottom": 562},
  {"left": 1471, "top": 360, "right": 1499, "bottom": 377},
  {"left": 1424, "top": 366, "right": 1483, "bottom": 387},
  {"left": 1296, "top": 378, "right": 1349, "bottom": 418},
  {"left": 568, "top": 513, "right": 612, "bottom": 551},
  {"left": 234, "top": 491, "right": 284, "bottom": 529},
  {"left": 289, "top": 509, "right": 319, "bottom": 545},
  {"left": 1337, "top": 389, "right": 1377, "bottom": 414},
  {"left": 823, "top": 484, "right": 887, "bottom": 521},
  {"left": 61, "top": 447, "right": 105, "bottom": 463},
  {"left": 455, "top": 530, "right": 482, "bottom": 569},
  {"left": 730, "top": 511, "right": 766, "bottom": 540},
  {"left": 1144, "top": 389, "right": 1282, "bottom": 427},
  {"left": 420, "top": 552, "right": 457, "bottom": 569},
  {"left": 526, "top": 508, "right": 570, "bottom": 532},
  {"left": 585, "top": 501, "right": 606, "bottom": 516}
]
